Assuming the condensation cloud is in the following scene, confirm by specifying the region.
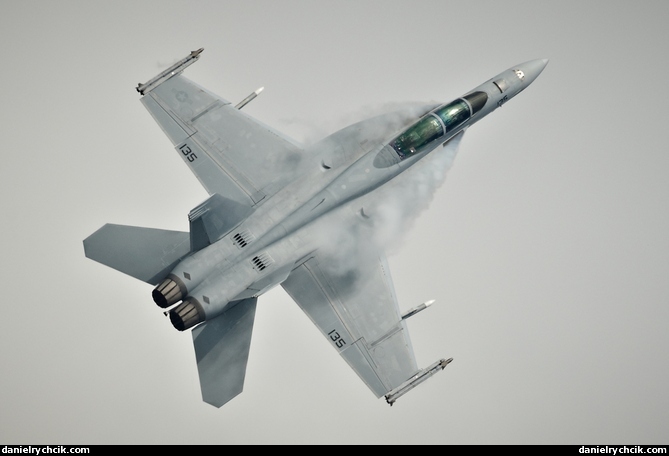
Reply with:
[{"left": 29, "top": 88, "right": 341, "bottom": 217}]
[{"left": 313, "top": 131, "right": 464, "bottom": 284}]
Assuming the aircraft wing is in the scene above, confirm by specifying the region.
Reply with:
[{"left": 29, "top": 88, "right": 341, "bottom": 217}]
[
  {"left": 140, "top": 74, "right": 305, "bottom": 206},
  {"left": 281, "top": 253, "right": 419, "bottom": 397}
]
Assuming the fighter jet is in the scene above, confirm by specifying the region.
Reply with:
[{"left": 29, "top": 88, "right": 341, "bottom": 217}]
[{"left": 84, "top": 49, "right": 547, "bottom": 407}]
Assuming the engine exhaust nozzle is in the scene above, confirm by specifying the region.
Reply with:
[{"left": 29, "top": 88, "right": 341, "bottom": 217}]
[
  {"left": 152, "top": 274, "right": 187, "bottom": 308},
  {"left": 169, "top": 298, "right": 205, "bottom": 331}
]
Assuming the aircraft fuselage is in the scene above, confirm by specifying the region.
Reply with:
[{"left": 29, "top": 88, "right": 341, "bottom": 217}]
[{"left": 155, "top": 59, "right": 549, "bottom": 331}]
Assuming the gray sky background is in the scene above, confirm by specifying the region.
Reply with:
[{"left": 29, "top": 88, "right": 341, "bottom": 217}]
[{"left": 1, "top": 0, "right": 668, "bottom": 445}]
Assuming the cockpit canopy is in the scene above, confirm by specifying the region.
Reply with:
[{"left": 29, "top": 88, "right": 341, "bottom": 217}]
[{"left": 390, "top": 91, "right": 487, "bottom": 159}]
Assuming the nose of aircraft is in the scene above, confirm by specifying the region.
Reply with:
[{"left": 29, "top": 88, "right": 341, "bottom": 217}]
[{"left": 519, "top": 59, "right": 549, "bottom": 85}]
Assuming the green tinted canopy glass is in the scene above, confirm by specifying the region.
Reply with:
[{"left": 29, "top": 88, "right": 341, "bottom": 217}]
[
  {"left": 434, "top": 99, "right": 471, "bottom": 132},
  {"left": 390, "top": 115, "right": 444, "bottom": 159}
]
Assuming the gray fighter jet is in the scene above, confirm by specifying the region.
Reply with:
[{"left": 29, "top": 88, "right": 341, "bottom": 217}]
[{"left": 84, "top": 49, "right": 547, "bottom": 407}]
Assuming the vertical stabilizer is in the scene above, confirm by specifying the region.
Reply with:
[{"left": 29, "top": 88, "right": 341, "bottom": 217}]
[{"left": 192, "top": 298, "right": 257, "bottom": 407}]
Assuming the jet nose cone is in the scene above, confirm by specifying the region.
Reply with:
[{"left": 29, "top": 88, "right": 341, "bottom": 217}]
[
  {"left": 518, "top": 58, "right": 549, "bottom": 85},
  {"left": 538, "top": 59, "right": 550, "bottom": 75}
]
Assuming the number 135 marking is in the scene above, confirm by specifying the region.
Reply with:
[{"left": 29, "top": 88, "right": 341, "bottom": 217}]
[
  {"left": 179, "top": 144, "right": 198, "bottom": 162},
  {"left": 328, "top": 329, "right": 346, "bottom": 348}
]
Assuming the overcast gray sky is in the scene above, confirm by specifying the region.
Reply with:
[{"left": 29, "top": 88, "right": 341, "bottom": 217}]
[{"left": 1, "top": 0, "right": 668, "bottom": 445}]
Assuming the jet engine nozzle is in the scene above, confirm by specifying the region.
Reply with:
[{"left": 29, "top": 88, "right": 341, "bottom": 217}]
[
  {"left": 169, "top": 297, "right": 205, "bottom": 331},
  {"left": 152, "top": 274, "right": 187, "bottom": 308}
]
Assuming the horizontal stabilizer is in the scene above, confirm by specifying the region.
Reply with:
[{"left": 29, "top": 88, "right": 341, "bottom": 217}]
[
  {"left": 83, "top": 224, "right": 190, "bottom": 285},
  {"left": 192, "top": 297, "right": 257, "bottom": 407}
]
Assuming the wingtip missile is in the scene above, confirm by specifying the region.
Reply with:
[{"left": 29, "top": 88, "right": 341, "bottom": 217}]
[
  {"left": 136, "top": 48, "right": 204, "bottom": 95},
  {"left": 385, "top": 358, "right": 453, "bottom": 405}
]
